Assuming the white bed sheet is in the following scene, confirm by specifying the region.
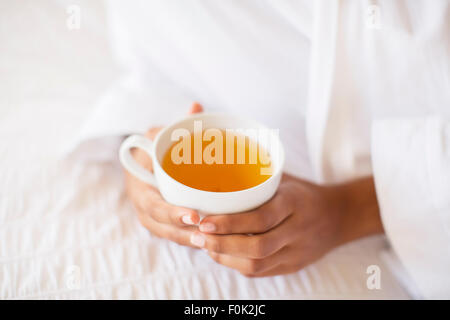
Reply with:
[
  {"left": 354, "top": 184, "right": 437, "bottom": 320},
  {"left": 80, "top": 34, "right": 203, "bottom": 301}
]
[
  {"left": 0, "top": 156, "right": 408, "bottom": 299},
  {"left": 0, "top": 0, "right": 411, "bottom": 299}
]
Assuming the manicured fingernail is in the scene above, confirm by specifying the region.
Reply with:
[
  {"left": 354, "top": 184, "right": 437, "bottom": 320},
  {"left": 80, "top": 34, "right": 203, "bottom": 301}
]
[
  {"left": 199, "top": 222, "right": 216, "bottom": 233},
  {"left": 182, "top": 215, "right": 195, "bottom": 225},
  {"left": 190, "top": 233, "right": 205, "bottom": 247}
]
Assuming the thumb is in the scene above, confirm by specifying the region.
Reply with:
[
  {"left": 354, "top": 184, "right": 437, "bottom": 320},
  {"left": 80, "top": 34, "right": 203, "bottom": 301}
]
[{"left": 188, "top": 102, "right": 204, "bottom": 114}]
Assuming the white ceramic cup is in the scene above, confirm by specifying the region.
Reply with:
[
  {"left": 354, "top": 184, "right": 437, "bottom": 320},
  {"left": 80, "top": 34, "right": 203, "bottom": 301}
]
[{"left": 119, "top": 113, "right": 284, "bottom": 215}]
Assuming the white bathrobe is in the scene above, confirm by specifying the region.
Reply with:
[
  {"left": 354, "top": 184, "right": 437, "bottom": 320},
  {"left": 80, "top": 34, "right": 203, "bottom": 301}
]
[{"left": 73, "top": 0, "right": 450, "bottom": 299}]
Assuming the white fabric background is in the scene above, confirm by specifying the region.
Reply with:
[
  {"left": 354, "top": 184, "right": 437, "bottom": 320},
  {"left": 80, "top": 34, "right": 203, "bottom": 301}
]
[{"left": 0, "top": 0, "right": 410, "bottom": 299}]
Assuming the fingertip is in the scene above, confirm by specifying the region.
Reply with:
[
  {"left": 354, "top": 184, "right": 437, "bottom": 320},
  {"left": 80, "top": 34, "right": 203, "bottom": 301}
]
[
  {"left": 200, "top": 215, "right": 226, "bottom": 234},
  {"left": 179, "top": 208, "right": 200, "bottom": 225},
  {"left": 189, "top": 102, "right": 203, "bottom": 114},
  {"left": 181, "top": 214, "right": 195, "bottom": 225},
  {"left": 145, "top": 127, "right": 162, "bottom": 140},
  {"left": 191, "top": 214, "right": 201, "bottom": 224}
]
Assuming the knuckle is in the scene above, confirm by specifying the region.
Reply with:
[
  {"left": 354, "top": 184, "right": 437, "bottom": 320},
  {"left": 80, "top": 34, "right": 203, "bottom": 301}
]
[
  {"left": 209, "top": 238, "right": 223, "bottom": 253},
  {"left": 216, "top": 216, "right": 232, "bottom": 233},
  {"left": 138, "top": 196, "right": 151, "bottom": 211},
  {"left": 167, "top": 209, "right": 180, "bottom": 225},
  {"left": 167, "top": 229, "right": 183, "bottom": 245},
  {"left": 146, "top": 202, "right": 160, "bottom": 220},
  {"left": 136, "top": 205, "right": 153, "bottom": 224},
  {"left": 256, "top": 211, "right": 274, "bottom": 231},
  {"left": 147, "top": 189, "right": 162, "bottom": 203},
  {"left": 148, "top": 212, "right": 162, "bottom": 225},
  {"left": 277, "top": 190, "right": 288, "bottom": 202},
  {"left": 273, "top": 193, "right": 287, "bottom": 212},
  {"left": 251, "top": 237, "right": 270, "bottom": 258},
  {"left": 246, "top": 259, "right": 263, "bottom": 274},
  {"left": 146, "top": 198, "right": 166, "bottom": 220},
  {"left": 278, "top": 190, "right": 294, "bottom": 214}
]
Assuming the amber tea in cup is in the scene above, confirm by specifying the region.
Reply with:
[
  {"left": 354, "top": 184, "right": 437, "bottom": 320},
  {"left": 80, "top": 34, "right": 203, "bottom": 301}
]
[{"left": 161, "top": 129, "right": 272, "bottom": 192}]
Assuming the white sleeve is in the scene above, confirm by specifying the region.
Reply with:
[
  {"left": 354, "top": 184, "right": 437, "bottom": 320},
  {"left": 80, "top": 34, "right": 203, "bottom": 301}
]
[
  {"left": 63, "top": 72, "right": 193, "bottom": 163},
  {"left": 371, "top": 116, "right": 450, "bottom": 299}
]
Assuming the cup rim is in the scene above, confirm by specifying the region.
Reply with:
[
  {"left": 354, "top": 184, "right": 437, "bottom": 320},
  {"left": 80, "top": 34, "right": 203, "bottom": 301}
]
[{"left": 151, "top": 112, "right": 285, "bottom": 195}]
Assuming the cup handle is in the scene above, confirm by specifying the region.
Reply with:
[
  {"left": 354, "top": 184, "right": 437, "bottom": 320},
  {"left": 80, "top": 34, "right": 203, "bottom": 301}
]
[{"left": 119, "top": 134, "right": 158, "bottom": 187}]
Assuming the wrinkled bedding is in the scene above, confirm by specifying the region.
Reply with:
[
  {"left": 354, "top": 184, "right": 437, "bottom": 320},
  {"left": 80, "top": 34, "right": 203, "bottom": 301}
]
[{"left": 0, "top": 157, "right": 408, "bottom": 299}]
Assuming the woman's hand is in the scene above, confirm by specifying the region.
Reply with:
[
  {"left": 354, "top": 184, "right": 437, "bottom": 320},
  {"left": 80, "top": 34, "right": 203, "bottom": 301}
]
[
  {"left": 124, "top": 102, "right": 204, "bottom": 248},
  {"left": 192, "top": 175, "right": 384, "bottom": 277},
  {"left": 125, "top": 104, "right": 384, "bottom": 277}
]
